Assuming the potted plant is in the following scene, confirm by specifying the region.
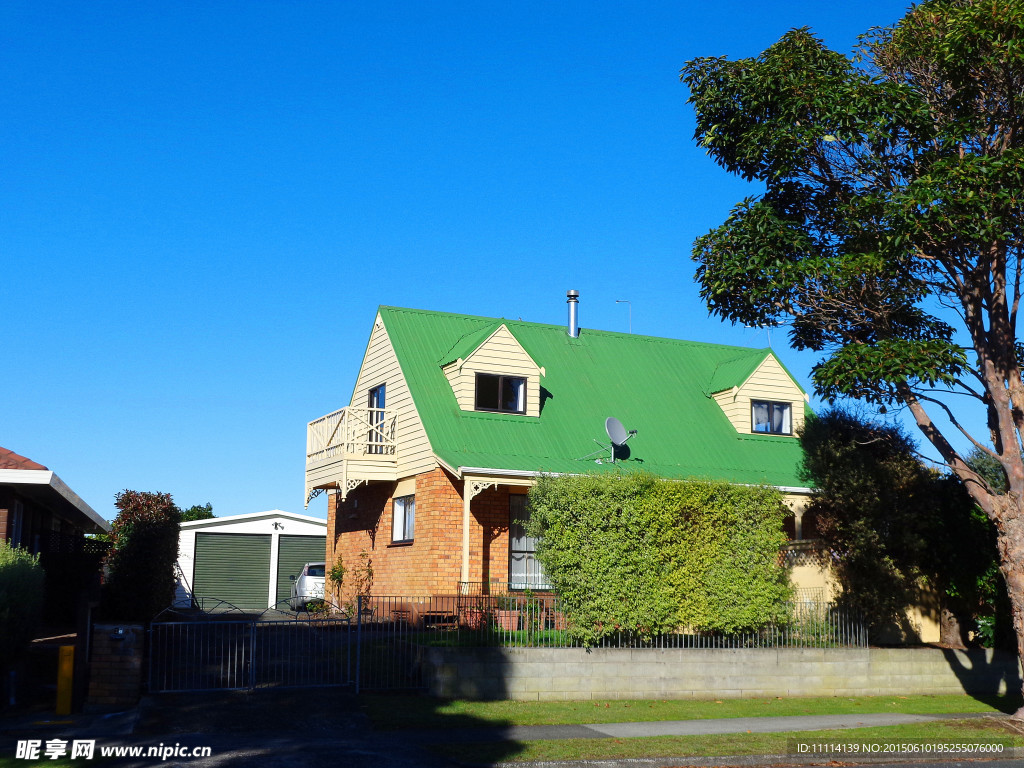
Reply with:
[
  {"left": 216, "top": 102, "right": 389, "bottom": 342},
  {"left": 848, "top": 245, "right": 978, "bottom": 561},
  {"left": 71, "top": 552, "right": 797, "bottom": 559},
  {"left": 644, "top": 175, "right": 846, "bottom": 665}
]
[
  {"left": 460, "top": 599, "right": 488, "bottom": 630},
  {"left": 493, "top": 594, "right": 521, "bottom": 632}
]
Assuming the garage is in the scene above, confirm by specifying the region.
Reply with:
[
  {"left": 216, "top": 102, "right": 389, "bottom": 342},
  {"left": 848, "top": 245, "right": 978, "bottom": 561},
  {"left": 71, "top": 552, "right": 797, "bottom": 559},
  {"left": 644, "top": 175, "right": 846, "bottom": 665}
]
[
  {"left": 174, "top": 510, "right": 327, "bottom": 611},
  {"left": 193, "top": 533, "right": 272, "bottom": 610}
]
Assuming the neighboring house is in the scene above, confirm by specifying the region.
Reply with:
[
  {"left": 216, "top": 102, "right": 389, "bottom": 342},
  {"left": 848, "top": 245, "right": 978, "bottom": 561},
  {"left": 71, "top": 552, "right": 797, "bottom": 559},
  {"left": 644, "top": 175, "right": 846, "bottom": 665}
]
[
  {"left": 174, "top": 510, "right": 327, "bottom": 611},
  {"left": 306, "top": 296, "right": 830, "bottom": 602},
  {"left": 0, "top": 446, "right": 109, "bottom": 552},
  {"left": 0, "top": 446, "right": 110, "bottom": 622}
]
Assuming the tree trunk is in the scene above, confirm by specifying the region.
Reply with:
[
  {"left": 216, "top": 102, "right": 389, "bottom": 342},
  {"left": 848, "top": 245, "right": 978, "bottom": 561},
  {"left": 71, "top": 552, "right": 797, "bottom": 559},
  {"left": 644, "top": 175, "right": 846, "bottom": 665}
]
[
  {"left": 993, "top": 503, "right": 1024, "bottom": 720},
  {"left": 938, "top": 606, "right": 967, "bottom": 649}
]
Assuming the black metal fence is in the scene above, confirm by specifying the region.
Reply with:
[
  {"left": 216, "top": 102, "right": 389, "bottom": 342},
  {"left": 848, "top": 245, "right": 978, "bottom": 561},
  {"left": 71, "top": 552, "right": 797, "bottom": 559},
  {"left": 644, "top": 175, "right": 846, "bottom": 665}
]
[
  {"left": 361, "top": 593, "right": 867, "bottom": 651},
  {"left": 147, "top": 595, "right": 867, "bottom": 693}
]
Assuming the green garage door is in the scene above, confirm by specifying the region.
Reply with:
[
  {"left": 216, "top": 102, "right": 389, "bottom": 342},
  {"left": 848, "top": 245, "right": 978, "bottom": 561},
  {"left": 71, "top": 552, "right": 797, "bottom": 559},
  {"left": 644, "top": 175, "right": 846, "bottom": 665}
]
[
  {"left": 276, "top": 535, "right": 327, "bottom": 607},
  {"left": 193, "top": 533, "right": 272, "bottom": 611}
]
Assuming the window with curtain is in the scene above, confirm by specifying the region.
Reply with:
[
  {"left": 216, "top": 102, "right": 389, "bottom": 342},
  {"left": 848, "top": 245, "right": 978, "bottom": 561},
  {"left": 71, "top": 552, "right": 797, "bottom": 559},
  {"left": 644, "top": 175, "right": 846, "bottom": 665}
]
[
  {"left": 751, "top": 400, "right": 792, "bottom": 434},
  {"left": 508, "top": 494, "right": 551, "bottom": 589}
]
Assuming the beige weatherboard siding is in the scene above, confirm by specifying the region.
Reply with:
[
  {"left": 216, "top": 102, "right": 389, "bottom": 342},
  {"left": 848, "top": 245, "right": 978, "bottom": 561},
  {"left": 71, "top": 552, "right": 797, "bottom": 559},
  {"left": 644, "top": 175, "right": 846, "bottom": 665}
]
[
  {"left": 444, "top": 324, "right": 543, "bottom": 417},
  {"left": 305, "top": 313, "right": 437, "bottom": 505},
  {"left": 713, "top": 355, "right": 807, "bottom": 435},
  {"left": 348, "top": 314, "right": 436, "bottom": 479}
]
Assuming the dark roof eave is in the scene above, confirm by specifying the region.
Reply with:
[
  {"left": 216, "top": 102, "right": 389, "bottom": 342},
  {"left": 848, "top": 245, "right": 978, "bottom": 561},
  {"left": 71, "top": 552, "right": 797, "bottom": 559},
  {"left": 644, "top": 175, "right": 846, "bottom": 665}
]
[{"left": 0, "top": 469, "right": 110, "bottom": 533}]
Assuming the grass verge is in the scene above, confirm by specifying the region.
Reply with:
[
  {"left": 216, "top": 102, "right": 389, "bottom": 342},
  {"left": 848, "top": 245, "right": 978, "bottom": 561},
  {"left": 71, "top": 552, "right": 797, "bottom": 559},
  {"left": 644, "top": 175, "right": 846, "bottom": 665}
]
[
  {"left": 361, "top": 692, "right": 1021, "bottom": 730},
  {"left": 431, "top": 718, "right": 1024, "bottom": 764}
]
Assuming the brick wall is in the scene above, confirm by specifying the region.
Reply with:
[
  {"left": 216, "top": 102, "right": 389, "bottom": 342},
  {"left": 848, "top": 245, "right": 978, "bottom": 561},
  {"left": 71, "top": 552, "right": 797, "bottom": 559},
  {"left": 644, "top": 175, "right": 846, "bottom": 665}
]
[
  {"left": 86, "top": 624, "right": 143, "bottom": 711},
  {"left": 472, "top": 485, "right": 517, "bottom": 586},
  {"left": 328, "top": 471, "right": 523, "bottom": 599}
]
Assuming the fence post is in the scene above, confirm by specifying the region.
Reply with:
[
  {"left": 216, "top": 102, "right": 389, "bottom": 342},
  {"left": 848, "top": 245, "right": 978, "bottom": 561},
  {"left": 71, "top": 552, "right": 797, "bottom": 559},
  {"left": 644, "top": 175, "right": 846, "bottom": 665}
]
[
  {"left": 355, "top": 595, "right": 362, "bottom": 694},
  {"left": 248, "top": 622, "right": 257, "bottom": 690}
]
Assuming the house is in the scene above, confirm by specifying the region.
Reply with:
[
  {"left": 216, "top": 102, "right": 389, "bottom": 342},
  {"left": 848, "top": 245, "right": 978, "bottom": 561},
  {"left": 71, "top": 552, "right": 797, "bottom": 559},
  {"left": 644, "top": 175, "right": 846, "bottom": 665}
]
[
  {"left": 306, "top": 295, "right": 833, "bottom": 603},
  {"left": 0, "top": 446, "right": 109, "bottom": 552},
  {"left": 1, "top": 446, "right": 110, "bottom": 622},
  {"left": 173, "top": 510, "right": 327, "bottom": 611}
]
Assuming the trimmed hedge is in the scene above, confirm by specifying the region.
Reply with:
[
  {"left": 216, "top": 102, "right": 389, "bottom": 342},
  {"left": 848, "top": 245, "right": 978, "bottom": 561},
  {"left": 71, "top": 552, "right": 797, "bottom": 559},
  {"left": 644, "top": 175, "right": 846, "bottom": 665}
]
[{"left": 526, "top": 472, "right": 792, "bottom": 645}]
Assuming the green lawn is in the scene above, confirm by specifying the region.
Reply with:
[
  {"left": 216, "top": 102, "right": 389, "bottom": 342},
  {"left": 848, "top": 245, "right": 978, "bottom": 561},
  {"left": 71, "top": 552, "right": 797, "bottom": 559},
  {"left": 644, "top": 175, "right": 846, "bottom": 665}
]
[
  {"left": 433, "top": 719, "right": 1024, "bottom": 764},
  {"left": 361, "top": 692, "right": 1021, "bottom": 730}
]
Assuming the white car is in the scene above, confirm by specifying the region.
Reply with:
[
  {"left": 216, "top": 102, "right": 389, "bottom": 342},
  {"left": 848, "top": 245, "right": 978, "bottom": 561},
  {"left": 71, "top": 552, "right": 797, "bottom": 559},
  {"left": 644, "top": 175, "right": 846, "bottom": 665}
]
[{"left": 289, "top": 562, "right": 326, "bottom": 610}]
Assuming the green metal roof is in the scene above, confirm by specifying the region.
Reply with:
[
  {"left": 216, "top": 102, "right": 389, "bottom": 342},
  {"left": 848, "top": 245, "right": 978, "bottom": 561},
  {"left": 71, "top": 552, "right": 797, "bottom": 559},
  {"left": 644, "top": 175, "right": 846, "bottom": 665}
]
[
  {"left": 380, "top": 306, "right": 808, "bottom": 488},
  {"left": 706, "top": 352, "right": 769, "bottom": 395}
]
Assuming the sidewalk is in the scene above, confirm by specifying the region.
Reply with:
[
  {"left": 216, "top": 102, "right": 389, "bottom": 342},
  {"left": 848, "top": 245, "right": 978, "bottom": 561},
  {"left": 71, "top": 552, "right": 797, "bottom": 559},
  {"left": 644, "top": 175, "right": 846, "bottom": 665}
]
[{"left": 399, "top": 710, "right": 994, "bottom": 743}]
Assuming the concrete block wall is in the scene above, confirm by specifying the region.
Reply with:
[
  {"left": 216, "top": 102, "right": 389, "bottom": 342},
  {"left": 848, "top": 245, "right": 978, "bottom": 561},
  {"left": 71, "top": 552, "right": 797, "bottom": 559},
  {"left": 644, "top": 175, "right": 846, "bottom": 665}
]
[
  {"left": 425, "top": 646, "right": 1023, "bottom": 701},
  {"left": 86, "top": 624, "right": 144, "bottom": 710}
]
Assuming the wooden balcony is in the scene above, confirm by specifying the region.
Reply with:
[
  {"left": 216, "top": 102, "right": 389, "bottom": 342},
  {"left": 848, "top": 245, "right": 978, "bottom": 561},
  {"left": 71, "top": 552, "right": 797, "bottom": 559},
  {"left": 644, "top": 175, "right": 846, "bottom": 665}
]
[{"left": 305, "top": 406, "right": 398, "bottom": 506}]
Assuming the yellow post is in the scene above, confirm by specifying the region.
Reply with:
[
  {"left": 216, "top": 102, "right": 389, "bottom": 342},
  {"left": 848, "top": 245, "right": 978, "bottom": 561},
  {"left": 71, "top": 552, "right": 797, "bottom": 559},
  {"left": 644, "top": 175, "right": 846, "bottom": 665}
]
[{"left": 55, "top": 645, "right": 74, "bottom": 715}]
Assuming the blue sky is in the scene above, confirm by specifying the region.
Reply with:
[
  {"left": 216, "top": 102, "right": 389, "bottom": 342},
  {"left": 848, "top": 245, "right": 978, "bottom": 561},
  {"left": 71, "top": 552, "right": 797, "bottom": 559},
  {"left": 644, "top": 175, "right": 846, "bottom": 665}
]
[{"left": 2, "top": 1, "right": 913, "bottom": 521}]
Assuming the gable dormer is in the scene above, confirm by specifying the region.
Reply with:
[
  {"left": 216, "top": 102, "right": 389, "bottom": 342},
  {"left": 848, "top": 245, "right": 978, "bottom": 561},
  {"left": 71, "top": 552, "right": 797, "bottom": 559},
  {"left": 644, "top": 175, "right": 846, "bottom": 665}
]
[
  {"left": 710, "top": 352, "right": 807, "bottom": 436},
  {"left": 441, "top": 323, "right": 544, "bottom": 417}
]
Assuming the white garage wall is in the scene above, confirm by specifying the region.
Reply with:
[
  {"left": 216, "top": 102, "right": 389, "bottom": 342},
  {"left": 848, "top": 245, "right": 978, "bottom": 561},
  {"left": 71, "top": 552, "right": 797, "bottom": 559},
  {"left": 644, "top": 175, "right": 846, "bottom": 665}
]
[{"left": 174, "top": 510, "right": 327, "bottom": 610}]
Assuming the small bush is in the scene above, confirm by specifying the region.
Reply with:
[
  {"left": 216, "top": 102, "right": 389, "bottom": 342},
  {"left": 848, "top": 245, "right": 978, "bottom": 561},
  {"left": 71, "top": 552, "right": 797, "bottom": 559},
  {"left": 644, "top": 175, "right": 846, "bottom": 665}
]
[{"left": 0, "top": 541, "right": 45, "bottom": 665}]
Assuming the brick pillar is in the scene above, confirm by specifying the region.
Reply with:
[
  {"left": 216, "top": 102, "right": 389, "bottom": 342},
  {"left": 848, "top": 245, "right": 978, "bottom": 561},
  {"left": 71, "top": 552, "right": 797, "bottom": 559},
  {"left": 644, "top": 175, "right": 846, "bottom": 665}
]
[{"left": 86, "top": 624, "right": 144, "bottom": 711}]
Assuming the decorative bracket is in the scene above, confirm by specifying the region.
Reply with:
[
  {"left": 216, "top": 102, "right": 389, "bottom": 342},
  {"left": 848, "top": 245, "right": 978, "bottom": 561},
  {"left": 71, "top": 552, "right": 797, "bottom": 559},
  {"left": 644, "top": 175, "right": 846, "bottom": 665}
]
[
  {"left": 305, "top": 487, "right": 324, "bottom": 508},
  {"left": 467, "top": 480, "right": 497, "bottom": 500}
]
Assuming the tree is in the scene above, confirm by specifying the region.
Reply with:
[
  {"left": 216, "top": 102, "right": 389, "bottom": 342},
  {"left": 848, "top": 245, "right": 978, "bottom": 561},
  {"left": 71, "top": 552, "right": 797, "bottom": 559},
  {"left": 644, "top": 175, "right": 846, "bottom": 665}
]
[
  {"left": 681, "top": 0, "right": 1024, "bottom": 714},
  {"left": 800, "top": 408, "right": 1002, "bottom": 646},
  {"left": 178, "top": 502, "right": 214, "bottom": 522},
  {"left": 102, "top": 491, "right": 182, "bottom": 622}
]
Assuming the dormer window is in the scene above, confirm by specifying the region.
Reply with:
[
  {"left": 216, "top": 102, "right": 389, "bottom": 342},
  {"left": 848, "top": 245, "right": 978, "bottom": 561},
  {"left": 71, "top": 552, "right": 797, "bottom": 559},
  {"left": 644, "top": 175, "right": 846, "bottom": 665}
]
[
  {"left": 752, "top": 400, "right": 792, "bottom": 434},
  {"left": 475, "top": 373, "right": 526, "bottom": 414}
]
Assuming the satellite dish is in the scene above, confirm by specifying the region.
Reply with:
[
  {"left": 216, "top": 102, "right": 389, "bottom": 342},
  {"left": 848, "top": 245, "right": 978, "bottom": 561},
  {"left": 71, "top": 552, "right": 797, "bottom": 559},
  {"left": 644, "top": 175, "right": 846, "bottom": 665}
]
[
  {"left": 576, "top": 417, "right": 637, "bottom": 463},
  {"left": 606, "top": 417, "right": 629, "bottom": 446}
]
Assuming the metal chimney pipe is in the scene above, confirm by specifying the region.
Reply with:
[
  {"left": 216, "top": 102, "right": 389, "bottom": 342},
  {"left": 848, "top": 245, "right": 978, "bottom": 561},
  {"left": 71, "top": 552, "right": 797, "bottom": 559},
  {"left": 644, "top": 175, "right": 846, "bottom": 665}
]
[{"left": 566, "top": 290, "right": 580, "bottom": 338}]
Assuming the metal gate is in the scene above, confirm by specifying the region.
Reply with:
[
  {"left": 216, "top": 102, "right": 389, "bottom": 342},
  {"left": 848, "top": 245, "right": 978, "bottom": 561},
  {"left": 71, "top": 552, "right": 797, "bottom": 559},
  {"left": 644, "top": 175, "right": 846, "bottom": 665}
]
[
  {"left": 148, "top": 615, "right": 354, "bottom": 693},
  {"left": 147, "top": 598, "right": 427, "bottom": 693}
]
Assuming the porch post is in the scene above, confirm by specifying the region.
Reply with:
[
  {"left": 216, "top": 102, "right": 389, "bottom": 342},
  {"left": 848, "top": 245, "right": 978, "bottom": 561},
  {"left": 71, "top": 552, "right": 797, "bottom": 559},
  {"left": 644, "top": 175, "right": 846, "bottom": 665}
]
[
  {"left": 461, "top": 484, "right": 472, "bottom": 584},
  {"left": 461, "top": 476, "right": 497, "bottom": 587}
]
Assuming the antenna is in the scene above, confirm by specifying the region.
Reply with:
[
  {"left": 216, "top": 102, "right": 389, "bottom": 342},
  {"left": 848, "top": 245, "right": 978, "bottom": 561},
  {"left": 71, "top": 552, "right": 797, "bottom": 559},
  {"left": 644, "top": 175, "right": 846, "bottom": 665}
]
[
  {"left": 577, "top": 417, "right": 638, "bottom": 463},
  {"left": 616, "top": 300, "right": 631, "bottom": 333}
]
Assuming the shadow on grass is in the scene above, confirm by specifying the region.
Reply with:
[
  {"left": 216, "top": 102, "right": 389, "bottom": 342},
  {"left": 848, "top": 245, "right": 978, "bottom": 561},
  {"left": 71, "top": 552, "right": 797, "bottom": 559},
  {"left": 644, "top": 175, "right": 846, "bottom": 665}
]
[{"left": 940, "top": 648, "right": 1024, "bottom": 714}]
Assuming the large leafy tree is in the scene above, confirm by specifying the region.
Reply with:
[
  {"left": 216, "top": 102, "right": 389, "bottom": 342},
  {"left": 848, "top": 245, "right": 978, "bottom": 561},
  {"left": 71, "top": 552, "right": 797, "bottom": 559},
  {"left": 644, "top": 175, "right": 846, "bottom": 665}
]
[
  {"left": 800, "top": 408, "right": 1002, "bottom": 646},
  {"left": 681, "top": 0, "right": 1024, "bottom": 712}
]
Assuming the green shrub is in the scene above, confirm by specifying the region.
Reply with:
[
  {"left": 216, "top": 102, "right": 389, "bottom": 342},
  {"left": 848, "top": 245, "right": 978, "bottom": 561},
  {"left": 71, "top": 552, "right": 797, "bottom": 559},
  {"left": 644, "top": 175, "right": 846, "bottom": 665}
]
[
  {"left": 102, "top": 490, "right": 181, "bottom": 622},
  {"left": 0, "top": 541, "right": 45, "bottom": 665},
  {"left": 527, "top": 472, "right": 791, "bottom": 645}
]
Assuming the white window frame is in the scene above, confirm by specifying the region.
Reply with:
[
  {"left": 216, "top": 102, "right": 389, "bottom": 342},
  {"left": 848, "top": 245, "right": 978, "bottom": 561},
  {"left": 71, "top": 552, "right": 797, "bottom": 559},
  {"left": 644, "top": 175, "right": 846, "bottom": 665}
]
[{"left": 392, "top": 494, "right": 415, "bottom": 543}]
